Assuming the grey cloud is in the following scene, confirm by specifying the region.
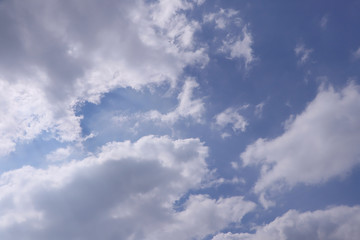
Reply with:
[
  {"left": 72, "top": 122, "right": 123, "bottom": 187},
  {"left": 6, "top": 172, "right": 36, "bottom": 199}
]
[
  {"left": 0, "top": 0, "right": 208, "bottom": 156},
  {"left": 0, "top": 135, "right": 255, "bottom": 240}
]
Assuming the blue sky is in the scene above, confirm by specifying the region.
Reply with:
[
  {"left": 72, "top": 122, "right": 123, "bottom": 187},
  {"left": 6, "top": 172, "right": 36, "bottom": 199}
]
[{"left": 1, "top": 0, "right": 360, "bottom": 239}]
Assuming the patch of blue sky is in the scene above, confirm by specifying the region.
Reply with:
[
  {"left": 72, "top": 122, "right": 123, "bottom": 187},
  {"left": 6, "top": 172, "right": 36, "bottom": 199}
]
[{"left": 0, "top": 134, "right": 69, "bottom": 172}]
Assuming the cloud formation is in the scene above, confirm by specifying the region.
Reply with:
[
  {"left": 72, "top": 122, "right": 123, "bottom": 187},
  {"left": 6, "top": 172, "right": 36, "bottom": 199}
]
[
  {"left": 212, "top": 205, "right": 360, "bottom": 240},
  {"left": 0, "top": 135, "right": 255, "bottom": 239},
  {"left": 215, "top": 106, "right": 249, "bottom": 138},
  {"left": 241, "top": 83, "right": 360, "bottom": 205},
  {"left": 146, "top": 78, "right": 205, "bottom": 124},
  {"left": 0, "top": 0, "right": 208, "bottom": 156},
  {"left": 221, "top": 26, "right": 254, "bottom": 66}
]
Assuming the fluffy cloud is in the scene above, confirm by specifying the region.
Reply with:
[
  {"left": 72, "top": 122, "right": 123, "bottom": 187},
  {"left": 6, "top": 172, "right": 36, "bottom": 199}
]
[
  {"left": 241, "top": 83, "right": 360, "bottom": 205},
  {"left": 151, "top": 194, "right": 255, "bottom": 240},
  {"left": 215, "top": 106, "right": 249, "bottom": 138},
  {"left": 0, "top": 135, "right": 255, "bottom": 239},
  {"left": 212, "top": 205, "right": 360, "bottom": 240},
  {"left": 0, "top": 0, "right": 208, "bottom": 156}
]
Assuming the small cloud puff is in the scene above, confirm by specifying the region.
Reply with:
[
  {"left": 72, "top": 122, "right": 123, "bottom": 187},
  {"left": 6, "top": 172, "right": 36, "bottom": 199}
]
[
  {"left": 221, "top": 26, "right": 254, "bottom": 67},
  {"left": 214, "top": 106, "right": 249, "bottom": 138}
]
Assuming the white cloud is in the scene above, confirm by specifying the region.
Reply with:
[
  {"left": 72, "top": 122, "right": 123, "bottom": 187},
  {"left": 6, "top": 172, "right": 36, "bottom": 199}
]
[
  {"left": 215, "top": 106, "right": 249, "bottom": 137},
  {"left": 241, "top": 82, "right": 360, "bottom": 204},
  {"left": 146, "top": 78, "right": 205, "bottom": 124},
  {"left": 294, "top": 43, "right": 313, "bottom": 64},
  {"left": 203, "top": 9, "right": 254, "bottom": 67},
  {"left": 221, "top": 26, "right": 254, "bottom": 66},
  {"left": 212, "top": 205, "right": 360, "bottom": 240},
  {"left": 0, "top": 135, "right": 256, "bottom": 239},
  {"left": 46, "top": 146, "right": 73, "bottom": 162},
  {"left": 204, "top": 8, "right": 239, "bottom": 29},
  {"left": 0, "top": 0, "right": 208, "bottom": 156},
  {"left": 0, "top": 80, "right": 82, "bottom": 156},
  {"left": 151, "top": 194, "right": 255, "bottom": 240}
]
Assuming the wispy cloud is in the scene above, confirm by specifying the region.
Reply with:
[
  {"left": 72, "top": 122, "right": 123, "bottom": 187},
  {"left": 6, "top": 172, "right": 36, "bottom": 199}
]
[{"left": 294, "top": 43, "right": 313, "bottom": 64}]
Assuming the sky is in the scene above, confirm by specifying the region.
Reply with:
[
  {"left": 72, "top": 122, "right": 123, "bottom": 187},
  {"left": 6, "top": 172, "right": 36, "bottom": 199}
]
[{"left": 0, "top": 0, "right": 360, "bottom": 239}]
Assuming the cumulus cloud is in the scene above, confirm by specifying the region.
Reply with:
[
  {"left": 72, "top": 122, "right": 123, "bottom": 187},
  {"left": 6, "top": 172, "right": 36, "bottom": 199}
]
[
  {"left": 241, "top": 82, "right": 360, "bottom": 205},
  {"left": 0, "top": 0, "right": 208, "bottom": 156},
  {"left": 215, "top": 106, "right": 249, "bottom": 138},
  {"left": 294, "top": 43, "right": 313, "bottom": 64},
  {"left": 0, "top": 135, "right": 255, "bottom": 239},
  {"left": 212, "top": 205, "right": 360, "bottom": 240}
]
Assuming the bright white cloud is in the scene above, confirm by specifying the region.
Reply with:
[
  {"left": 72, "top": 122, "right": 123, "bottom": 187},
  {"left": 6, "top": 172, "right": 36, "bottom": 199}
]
[
  {"left": 212, "top": 205, "right": 360, "bottom": 240},
  {"left": 0, "top": 80, "right": 82, "bottom": 156},
  {"left": 294, "top": 43, "right": 313, "bottom": 64},
  {"left": 0, "top": 135, "right": 255, "bottom": 239},
  {"left": 241, "top": 82, "right": 360, "bottom": 204},
  {"left": 0, "top": 0, "right": 208, "bottom": 156},
  {"left": 215, "top": 106, "right": 249, "bottom": 137}
]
